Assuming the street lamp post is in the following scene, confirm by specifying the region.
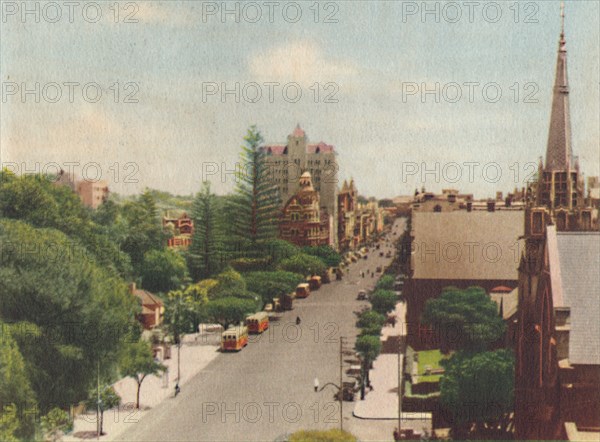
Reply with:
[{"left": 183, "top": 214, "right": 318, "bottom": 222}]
[{"left": 339, "top": 337, "right": 343, "bottom": 432}]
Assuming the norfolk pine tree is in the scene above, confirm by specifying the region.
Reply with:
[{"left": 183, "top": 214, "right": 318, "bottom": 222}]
[
  {"left": 227, "top": 126, "right": 280, "bottom": 245},
  {"left": 187, "top": 181, "right": 224, "bottom": 280}
]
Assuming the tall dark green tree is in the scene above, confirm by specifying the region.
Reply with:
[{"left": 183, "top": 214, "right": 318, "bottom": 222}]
[
  {"left": 121, "top": 189, "right": 164, "bottom": 272},
  {"left": 226, "top": 126, "right": 280, "bottom": 245},
  {"left": 187, "top": 182, "right": 224, "bottom": 280}
]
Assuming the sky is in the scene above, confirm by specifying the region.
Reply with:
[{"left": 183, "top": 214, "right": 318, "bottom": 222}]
[{"left": 1, "top": 0, "right": 599, "bottom": 199}]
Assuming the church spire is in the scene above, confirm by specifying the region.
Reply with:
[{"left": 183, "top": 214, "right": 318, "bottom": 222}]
[{"left": 545, "top": 1, "right": 573, "bottom": 171}]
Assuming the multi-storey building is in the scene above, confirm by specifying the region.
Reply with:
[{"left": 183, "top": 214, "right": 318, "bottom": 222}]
[
  {"left": 55, "top": 169, "right": 109, "bottom": 209},
  {"left": 77, "top": 179, "right": 109, "bottom": 209},
  {"left": 338, "top": 179, "right": 358, "bottom": 250},
  {"left": 262, "top": 125, "right": 338, "bottom": 247},
  {"left": 515, "top": 8, "right": 600, "bottom": 440},
  {"left": 279, "top": 172, "right": 329, "bottom": 247}
]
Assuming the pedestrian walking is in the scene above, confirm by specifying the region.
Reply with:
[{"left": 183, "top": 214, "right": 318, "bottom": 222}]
[
  {"left": 314, "top": 377, "right": 319, "bottom": 392},
  {"left": 174, "top": 383, "right": 180, "bottom": 397},
  {"left": 296, "top": 316, "right": 301, "bottom": 325}
]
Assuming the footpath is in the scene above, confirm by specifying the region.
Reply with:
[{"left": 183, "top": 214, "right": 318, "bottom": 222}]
[
  {"left": 352, "top": 301, "right": 432, "bottom": 435},
  {"left": 64, "top": 332, "right": 221, "bottom": 441}
]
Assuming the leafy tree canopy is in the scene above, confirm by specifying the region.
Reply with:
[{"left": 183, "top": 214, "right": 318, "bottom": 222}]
[
  {"left": 257, "top": 239, "right": 300, "bottom": 263},
  {"left": 119, "top": 340, "right": 164, "bottom": 409},
  {"left": 279, "top": 253, "right": 326, "bottom": 277},
  {"left": 440, "top": 349, "right": 514, "bottom": 438},
  {"left": 0, "top": 173, "right": 132, "bottom": 276},
  {"left": 422, "top": 286, "right": 505, "bottom": 352},
  {"left": 302, "top": 245, "right": 342, "bottom": 268},
  {"left": 140, "top": 248, "right": 188, "bottom": 294},
  {"left": 375, "top": 275, "right": 395, "bottom": 291},
  {"left": 370, "top": 289, "right": 397, "bottom": 315},
  {"left": 355, "top": 334, "right": 381, "bottom": 363},
  {"left": 0, "top": 320, "right": 36, "bottom": 439},
  {"left": 0, "top": 219, "right": 139, "bottom": 412},
  {"left": 356, "top": 310, "right": 386, "bottom": 336},
  {"left": 206, "top": 297, "right": 257, "bottom": 329},
  {"left": 41, "top": 407, "right": 72, "bottom": 442},
  {"left": 243, "top": 271, "right": 305, "bottom": 305}
]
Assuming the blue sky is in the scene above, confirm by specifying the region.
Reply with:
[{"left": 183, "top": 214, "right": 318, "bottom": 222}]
[{"left": 1, "top": 0, "right": 598, "bottom": 198}]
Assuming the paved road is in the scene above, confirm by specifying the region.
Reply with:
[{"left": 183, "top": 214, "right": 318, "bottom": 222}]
[{"left": 118, "top": 219, "right": 405, "bottom": 442}]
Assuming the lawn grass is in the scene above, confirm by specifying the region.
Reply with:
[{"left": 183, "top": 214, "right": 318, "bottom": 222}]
[{"left": 415, "top": 349, "right": 447, "bottom": 383}]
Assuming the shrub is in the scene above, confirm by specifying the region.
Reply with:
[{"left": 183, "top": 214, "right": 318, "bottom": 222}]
[{"left": 289, "top": 429, "right": 357, "bottom": 442}]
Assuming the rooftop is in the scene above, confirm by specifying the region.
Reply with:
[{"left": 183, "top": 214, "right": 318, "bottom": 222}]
[
  {"left": 552, "top": 229, "right": 600, "bottom": 365},
  {"left": 411, "top": 211, "right": 524, "bottom": 281}
]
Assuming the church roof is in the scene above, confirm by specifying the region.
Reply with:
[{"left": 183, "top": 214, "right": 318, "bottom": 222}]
[
  {"left": 411, "top": 211, "right": 524, "bottom": 281},
  {"left": 545, "top": 4, "right": 574, "bottom": 171},
  {"left": 553, "top": 230, "right": 600, "bottom": 365}
]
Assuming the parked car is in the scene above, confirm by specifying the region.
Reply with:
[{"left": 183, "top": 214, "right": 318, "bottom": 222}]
[{"left": 357, "top": 290, "right": 368, "bottom": 301}]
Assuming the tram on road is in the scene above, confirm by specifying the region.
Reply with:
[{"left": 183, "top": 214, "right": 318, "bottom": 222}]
[
  {"left": 246, "top": 312, "right": 269, "bottom": 334},
  {"left": 220, "top": 324, "right": 249, "bottom": 352}
]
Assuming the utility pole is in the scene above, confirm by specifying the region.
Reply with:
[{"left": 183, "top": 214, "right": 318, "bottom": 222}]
[
  {"left": 96, "top": 359, "right": 100, "bottom": 440},
  {"left": 398, "top": 347, "right": 403, "bottom": 433},
  {"left": 339, "top": 336, "right": 343, "bottom": 432}
]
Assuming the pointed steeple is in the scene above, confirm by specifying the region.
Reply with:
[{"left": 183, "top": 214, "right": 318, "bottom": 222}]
[{"left": 545, "top": 1, "right": 573, "bottom": 171}]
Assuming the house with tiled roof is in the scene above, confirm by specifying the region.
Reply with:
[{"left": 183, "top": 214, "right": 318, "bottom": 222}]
[{"left": 130, "top": 283, "right": 164, "bottom": 330}]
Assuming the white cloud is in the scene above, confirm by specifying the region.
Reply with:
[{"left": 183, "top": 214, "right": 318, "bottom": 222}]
[
  {"left": 248, "top": 40, "right": 358, "bottom": 87},
  {"left": 132, "top": 2, "right": 195, "bottom": 27}
]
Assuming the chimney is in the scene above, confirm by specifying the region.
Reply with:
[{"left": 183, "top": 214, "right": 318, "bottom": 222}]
[{"left": 487, "top": 200, "right": 496, "bottom": 212}]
